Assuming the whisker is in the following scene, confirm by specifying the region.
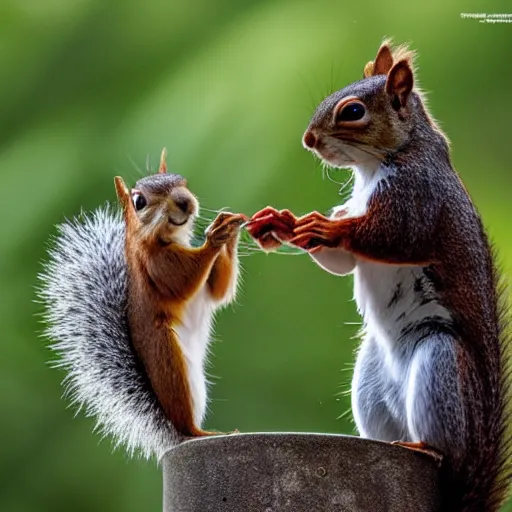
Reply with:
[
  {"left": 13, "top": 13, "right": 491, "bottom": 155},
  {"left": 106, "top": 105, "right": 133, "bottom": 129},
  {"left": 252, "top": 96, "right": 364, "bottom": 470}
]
[
  {"left": 332, "top": 171, "right": 354, "bottom": 198},
  {"left": 325, "top": 167, "right": 348, "bottom": 187},
  {"left": 200, "top": 206, "right": 227, "bottom": 213},
  {"left": 126, "top": 155, "right": 146, "bottom": 178},
  {"left": 146, "top": 154, "right": 151, "bottom": 174}
]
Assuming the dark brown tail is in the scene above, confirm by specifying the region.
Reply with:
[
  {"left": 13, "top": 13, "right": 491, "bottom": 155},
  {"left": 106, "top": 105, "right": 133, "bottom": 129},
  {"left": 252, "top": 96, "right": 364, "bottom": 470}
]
[{"left": 441, "top": 272, "right": 512, "bottom": 511}]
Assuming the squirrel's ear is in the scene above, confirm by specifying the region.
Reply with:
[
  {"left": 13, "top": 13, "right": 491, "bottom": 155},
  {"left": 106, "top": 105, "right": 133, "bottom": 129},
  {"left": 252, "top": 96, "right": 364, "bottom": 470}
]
[
  {"left": 114, "top": 176, "right": 131, "bottom": 208},
  {"left": 373, "top": 44, "right": 393, "bottom": 76},
  {"left": 158, "top": 147, "right": 168, "bottom": 174},
  {"left": 385, "top": 59, "right": 413, "bottom": 110},
  {"left": 363, "top": 42, "right": 393, "bottom": 78}
]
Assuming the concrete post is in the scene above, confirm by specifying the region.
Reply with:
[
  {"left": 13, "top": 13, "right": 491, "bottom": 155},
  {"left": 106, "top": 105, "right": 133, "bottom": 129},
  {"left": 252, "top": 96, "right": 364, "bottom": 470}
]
[{"left": 162, "top": 433, "right": 440, "bottom": 511}]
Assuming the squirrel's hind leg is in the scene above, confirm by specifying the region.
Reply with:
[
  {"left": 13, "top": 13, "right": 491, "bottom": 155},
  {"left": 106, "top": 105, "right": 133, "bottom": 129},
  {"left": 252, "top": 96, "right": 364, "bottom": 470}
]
[
  {"left": 405, "top": 334, "right": 466, "bottom": 455},
  {"left": 352, "top": 335, "right": 408, "bottom": 441}
]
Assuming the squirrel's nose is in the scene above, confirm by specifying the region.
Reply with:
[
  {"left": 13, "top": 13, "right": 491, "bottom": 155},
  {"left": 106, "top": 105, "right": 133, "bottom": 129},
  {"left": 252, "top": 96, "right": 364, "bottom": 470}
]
[
  {"left": 303, "top": 130, "right": 317, "bottom": 149},
  {"left": 174, "top": 196, "right": 191, "bottom": 213}
]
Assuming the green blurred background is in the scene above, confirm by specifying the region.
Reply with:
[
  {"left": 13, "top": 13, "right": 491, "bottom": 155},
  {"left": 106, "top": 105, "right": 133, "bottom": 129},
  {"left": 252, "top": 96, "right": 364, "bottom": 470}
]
[{"left": 1, "top": 0, "right": 511, "bottom": 510}]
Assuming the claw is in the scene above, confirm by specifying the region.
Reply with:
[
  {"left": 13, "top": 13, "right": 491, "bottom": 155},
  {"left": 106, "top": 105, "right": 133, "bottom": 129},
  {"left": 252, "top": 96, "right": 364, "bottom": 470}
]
[
  {"left": 295, "top": 211, "right": 329, "bottom": 227},
  {"left": 246, "top": 214, "right": 295, "bottom": 242},
  {"left": 245, "top": 213, "right": 274, "bottom": 229},
  {"left": 391, "top": 441, "right": 444, "bottom": 465},
  {"left": 250, "top": 206, "right": 282, "bottom": 222},
  {"left": 293, "top": 220, "right": 329, "bottom": 236},
  {"left": 207, "top": 212, "right": 247, "bottom": 233},
  {"left": 293, "top": 215, "right": 334, "bottom": 237}
]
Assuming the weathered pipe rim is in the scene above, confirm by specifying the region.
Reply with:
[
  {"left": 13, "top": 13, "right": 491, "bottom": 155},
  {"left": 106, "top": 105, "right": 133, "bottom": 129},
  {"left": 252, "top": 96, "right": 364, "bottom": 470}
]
[
  {"left": 161, "top": 431, "right": 438, "bottom": 461},
  {"left": 161, "top": 432, "right": 441, "bottom": 512}
]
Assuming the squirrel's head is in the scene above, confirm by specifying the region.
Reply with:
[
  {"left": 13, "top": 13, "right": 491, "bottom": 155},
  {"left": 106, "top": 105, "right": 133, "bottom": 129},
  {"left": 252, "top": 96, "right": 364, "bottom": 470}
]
[
  {"left": 114, "top": 149, "right": 199, "bottom": 245},
  {"left": 303, "top": 40, "right": 444, "bottom": 170}
]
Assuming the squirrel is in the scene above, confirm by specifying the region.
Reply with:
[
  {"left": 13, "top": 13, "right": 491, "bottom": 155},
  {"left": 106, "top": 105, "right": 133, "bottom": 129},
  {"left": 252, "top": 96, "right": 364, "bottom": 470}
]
[
  {"left": 247, "top": 41, "right": 512, "bottom": 511},
  {"left": 39, "top": 149, "right": 246, "bottom": 459}
]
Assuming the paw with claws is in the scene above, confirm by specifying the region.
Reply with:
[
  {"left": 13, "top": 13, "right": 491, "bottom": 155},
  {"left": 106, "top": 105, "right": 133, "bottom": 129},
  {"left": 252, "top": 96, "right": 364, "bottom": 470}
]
[
  {"left": 206, "top": 212, "right": 247, "bottom": 248},
  {"left": 245, "top": 207, "right": 298, "bottom": 252},
  {"left": 246, "top": 207, "right": 346, "bottom": 252},
  {"left": 289, "top": 211, "right": 344, "bottom": 252}
]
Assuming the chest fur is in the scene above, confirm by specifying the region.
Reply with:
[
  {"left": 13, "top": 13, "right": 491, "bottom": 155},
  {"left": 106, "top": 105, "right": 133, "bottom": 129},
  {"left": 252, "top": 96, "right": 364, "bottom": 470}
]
[{"left": 346, "top": 166, "right": 450, "bottom": 357}]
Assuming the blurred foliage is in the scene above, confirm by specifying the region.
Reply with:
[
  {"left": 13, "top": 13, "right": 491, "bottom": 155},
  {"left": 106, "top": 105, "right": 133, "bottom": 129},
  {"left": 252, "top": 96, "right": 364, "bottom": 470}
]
[{"left": 0, "top": 0, "right": 511, "bottom": 510}]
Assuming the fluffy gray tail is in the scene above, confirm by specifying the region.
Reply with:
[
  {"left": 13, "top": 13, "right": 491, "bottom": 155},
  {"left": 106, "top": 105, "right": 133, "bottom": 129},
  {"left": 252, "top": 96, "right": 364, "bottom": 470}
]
[{"left": 37, "top": 205, "right": 176, "bottom": 459}]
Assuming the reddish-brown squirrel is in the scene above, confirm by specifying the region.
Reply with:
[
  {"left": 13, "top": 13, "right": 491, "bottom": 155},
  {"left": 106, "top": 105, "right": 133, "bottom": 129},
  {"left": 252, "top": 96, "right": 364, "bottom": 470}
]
[
  {"left": 40, "top": 150, "right": 246, "bottom": 458},
  {"left": 247, "top": 41, "right": 512, "bottom": 511}
]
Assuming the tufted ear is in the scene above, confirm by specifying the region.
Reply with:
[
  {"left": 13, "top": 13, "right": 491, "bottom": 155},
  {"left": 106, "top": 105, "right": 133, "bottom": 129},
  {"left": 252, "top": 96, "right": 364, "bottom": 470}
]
[
  {"left": 159, "top": 147, "right": 168, "bottom": 174},
  {"left": 385, "top": 59, "right": 414, "bottom": 110},
  {"left": 114, "top": 176, "right": 131, "bottom": 208},
  {"left": 373, "top": 43, "right": 394, "bottom": 75},
  {"left": 363, "top": 42, "right": 393, "bottom": 78},
  {"left": 114, "top": 176, "right": 141, "bottom": 227}
]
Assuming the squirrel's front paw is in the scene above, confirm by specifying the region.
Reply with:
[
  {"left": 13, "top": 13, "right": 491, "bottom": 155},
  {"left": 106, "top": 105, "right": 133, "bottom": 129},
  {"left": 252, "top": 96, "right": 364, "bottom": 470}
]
[
  {"left": 206, "top": 212, "right": 247, "bottom": 248},
  {"left": 246, "top": 207, "right": 297, "bottom": 252},
  {"left": 289, "top": 213, "right": 342, "bottom": 251}
]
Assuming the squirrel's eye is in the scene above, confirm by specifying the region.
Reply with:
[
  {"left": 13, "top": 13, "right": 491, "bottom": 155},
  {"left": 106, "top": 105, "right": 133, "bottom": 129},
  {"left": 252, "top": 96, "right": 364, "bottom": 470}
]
[
  {"left": 132, "top": 193, "right": 147, "bottom": 211},
  {"left": 336, "top": 102, "right": 366, "bottom": 122}
]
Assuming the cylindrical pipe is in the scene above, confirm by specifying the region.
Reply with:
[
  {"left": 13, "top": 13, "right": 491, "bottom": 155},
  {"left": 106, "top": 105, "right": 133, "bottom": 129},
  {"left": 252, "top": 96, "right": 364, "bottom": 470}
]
[{"left": 162, "top": 433, "right": 440, "bottom": 511}]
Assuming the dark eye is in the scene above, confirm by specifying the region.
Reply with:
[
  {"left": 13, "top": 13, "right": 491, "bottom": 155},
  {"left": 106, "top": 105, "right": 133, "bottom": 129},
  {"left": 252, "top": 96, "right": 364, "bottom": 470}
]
[
  {"left": 132, "top": 192, "right": 147, "bottom": 210},
  {"left": 336, "top": 102, "right": 366, "bottom": 122}
]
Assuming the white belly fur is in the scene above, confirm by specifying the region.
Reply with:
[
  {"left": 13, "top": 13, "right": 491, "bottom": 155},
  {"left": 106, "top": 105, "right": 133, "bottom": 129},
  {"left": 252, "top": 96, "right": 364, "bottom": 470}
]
[
  {"left": 353, "top": 262, "right": 450, "bottom": 378},
  {"left": 174, "top": 287, "right": 214, "bottom": 426},
  {"left": 342, "top": 163, "right": 450, "bottom": 378}
]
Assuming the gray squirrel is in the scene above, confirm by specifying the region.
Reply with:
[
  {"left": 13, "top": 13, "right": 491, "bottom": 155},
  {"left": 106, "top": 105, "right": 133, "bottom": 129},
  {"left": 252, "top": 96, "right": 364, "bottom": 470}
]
[
  {"left": 247, "top": 41, "right": 512, "bottom": 511},
  {"left": 39, "top": 151, "right": 246, "bottom": 459}
]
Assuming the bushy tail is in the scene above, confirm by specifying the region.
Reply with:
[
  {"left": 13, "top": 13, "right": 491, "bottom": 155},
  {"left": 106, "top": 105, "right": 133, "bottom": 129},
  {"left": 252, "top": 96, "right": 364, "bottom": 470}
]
[
  {"left": 37, "top": 205, "right": 177, "bottom": 459},
  {"left": 442, "top": 271, "right": 512, "bottom": 511}
]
